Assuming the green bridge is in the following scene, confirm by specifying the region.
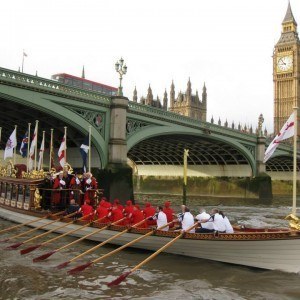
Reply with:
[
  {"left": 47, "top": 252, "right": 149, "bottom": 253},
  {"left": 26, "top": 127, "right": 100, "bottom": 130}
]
[{"left": 0, "top": 67, "right": 297, "bottom": 202}]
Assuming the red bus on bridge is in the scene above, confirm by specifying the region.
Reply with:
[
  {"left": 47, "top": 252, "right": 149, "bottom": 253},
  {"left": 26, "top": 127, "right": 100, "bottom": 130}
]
[{"left": 51, "top": 73, "right": 118, "bottom": 96}]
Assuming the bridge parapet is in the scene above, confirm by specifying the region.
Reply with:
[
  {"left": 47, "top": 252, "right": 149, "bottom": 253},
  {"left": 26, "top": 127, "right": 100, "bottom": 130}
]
[
  {"left": 128, "top": 101, "right": 258, "bottom": 142},
  {"left": 0, "top": 67, "right": 111, "bottom": 105}
]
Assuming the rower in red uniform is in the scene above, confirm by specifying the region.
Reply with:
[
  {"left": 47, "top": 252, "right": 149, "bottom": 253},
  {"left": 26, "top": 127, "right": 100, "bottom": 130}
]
[
  {"left": 109, "top": 203, "right": 124, "bottom": 224},
  {"left": 79, "top": 199, "right": 95, "bottom": 221},
  {"left": 96, "top": 200, "right": 110, "bottom": 223},
  {"left": 163, "top": 201, "right": 174, "bottom": 228},
  {"left": 143, "top": 202, "right": 156, "bottom": 226},
  {"left": 130, "top": 205, "right": 148, "bottom": 228},
  {"left": 123, "top": 200, "right": 134, "bottom": 225},
  {"left": 113, "top": 198, "right": 123, "bottom": 211}
]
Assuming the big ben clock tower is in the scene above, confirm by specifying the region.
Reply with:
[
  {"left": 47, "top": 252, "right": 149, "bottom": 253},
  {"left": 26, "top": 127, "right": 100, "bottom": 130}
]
[{"left": 274, "top": 2, "right": 300, "bottom": 134}]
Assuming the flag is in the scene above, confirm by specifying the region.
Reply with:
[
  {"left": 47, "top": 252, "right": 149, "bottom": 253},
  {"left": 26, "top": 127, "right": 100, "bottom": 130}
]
[
  {"left": 4, "top": 129, "right": 17, "bottom": 160},
  {"left": 38, "top": 135, "right": 45, "bottom": 170},
  {"left": 264, "top": 112, "right": 295, "bottom": 163},
  {"left": 23, "top": 51, "right": 28, "bottom": 57},
  {"left": 80, "top": 136, "right": 89, "bottom": 172},
  {"left": 58, "top": 134, "right": 66, "bottom": 167},
  {"left": 28, "top": 123, "right": 38, "bottom": 171},
  {"left": 19, "top": 131, "right": 28, "bottom": 158}
]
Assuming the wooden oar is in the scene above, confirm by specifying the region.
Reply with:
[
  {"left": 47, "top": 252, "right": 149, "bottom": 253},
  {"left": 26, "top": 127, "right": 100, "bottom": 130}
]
[
  {"left": 62, "top": 218, "right": 149, "bottom": 272},
  {"left": 1, "top": 211, "right": 75, "bottom": 244},
  {"left": 0, "top": 211, "right": 64, "bottom": 239},
  {"left": 20, "top": 215, "right": 91, "bottom": 255},
  {"left": 5, "top": 211, "right": 79, "bottom": 250},
  {"left": 34, "top": 217, "right": 126, "bottom": 264},
  {"left": 67, "top": 221, "right": 173, "bottom": 274},
  {"left": 107, "top": 222, "right": 198, "bottom": 286}
]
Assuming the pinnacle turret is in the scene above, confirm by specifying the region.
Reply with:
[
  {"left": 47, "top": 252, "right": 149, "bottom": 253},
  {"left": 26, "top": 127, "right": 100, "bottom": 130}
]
[{"left": 133, "top": 86, "right": 138, "bottom": 102}]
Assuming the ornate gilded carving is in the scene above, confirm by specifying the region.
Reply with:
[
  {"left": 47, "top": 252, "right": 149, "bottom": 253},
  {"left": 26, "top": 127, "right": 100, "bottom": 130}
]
[
  {"left": 0, "top": 160, "right": 17, "bottom": 178},
  {"left": 33, "top": 188, "right": 42, "bottom": 209},
  {"left": 285, "top": 213, "right": 300, "bottom": 230}
]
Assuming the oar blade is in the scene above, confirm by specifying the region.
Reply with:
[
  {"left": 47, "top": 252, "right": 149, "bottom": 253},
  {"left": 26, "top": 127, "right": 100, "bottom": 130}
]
[
  {"left": 5, "top": 242, "right": 23, "bottom": 250},
  {"left": 0, "top": 238, "right": 9, "bottom": 243},
  {"left": 56, "top": 261, "right": 71, "bottom": 269},
  {"left": 67, "top": 261, "right": 93, "bottom": 275},
  {"left": 20, "top": 244, "right": 41, "bottom": 255},
  {"left": 33, "top": 250, "right": 57, "bottom": 262},
  {"left": 107, "top": 271, "right": 131, "bottom": 287}
]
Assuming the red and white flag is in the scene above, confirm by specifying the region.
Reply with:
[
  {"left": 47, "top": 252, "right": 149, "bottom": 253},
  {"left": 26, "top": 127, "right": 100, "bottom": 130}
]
[
  {"left": 4, "top": 129, "right": 17, "bottom": 160},
  {"left": 28, "top": 123, "right": 38, "bottom": 171},
  {"left": 37, "top": 135, "right": 45, "bottom": 170},
  {"left": 58, "top": 134, "right": 66, "bottom": 167},
  {"left": 264, "top": 112, "right": 295, "bottom": 163}
]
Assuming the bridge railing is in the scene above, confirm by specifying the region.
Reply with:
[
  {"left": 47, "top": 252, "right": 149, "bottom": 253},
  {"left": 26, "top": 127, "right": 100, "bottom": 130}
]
[
  {"left": 0, "top": 67, "right": 111, "bottom": 105},
  {"left": 128, "top": 101, "right": 258, "bottom": 141}
]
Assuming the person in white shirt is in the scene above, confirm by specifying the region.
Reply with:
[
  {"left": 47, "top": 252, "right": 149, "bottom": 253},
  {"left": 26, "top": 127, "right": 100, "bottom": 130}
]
[
  {"left": 219, "top": 211, "right": 234, "bottom": 233},
  {"left": 195, "top": 208, "right": 215, "bottom": 233},
  {"left": 152, "top": 206, "right": 169, "bottom": 231},
  {"left": 198, "top": 208, "right": 226, "bottom": 233},
  {"left": 177, "top": 205, "right": 196, "bottom": 233}
]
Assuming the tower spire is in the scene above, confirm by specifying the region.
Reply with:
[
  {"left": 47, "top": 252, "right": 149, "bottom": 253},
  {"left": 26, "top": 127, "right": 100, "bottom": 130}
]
[
  {"left": 282, "top": 1, "right": 297, "bottom": 26},
  {"left": 133, "top": 86, "right": 138, "bottom": 102}
]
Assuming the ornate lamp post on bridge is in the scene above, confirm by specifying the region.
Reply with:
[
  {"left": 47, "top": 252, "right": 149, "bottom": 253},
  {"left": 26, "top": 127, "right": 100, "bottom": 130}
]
[{"left": 115, "top": 57, "right": 127, "bottom": 96}]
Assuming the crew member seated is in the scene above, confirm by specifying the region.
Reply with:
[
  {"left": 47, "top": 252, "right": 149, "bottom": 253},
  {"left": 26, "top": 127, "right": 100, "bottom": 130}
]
[{"left": 195, "top": 208, "right": 214, "bottom": 233}]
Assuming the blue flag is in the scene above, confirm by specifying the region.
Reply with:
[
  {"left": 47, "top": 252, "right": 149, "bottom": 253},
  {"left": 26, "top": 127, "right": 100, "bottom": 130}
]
[
  {"left": 80, "top": 136, "right": 89, "bottom": 172},
  {"left": 20, "top": 131, "right": 28, "bottom": 158}
]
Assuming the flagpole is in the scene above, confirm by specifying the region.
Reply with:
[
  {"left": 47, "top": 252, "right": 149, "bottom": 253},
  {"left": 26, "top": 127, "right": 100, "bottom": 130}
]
[
  {"left": 49, "top": 128, "right": 53, "bottom": 171},
  {"left": 21, "top": 53, "right": 24, "bottom": 73},
  {"left": 27, "top": 123, "right": 31, "bottom": 173},
  {"left": 183, "top": 149, "right": 189, "bottom": 205},
  {"left": 0, "top": 127, "right": 2, "bottom": 145},
  {"left": 34, "top": 120, "right": 39, "bottom": 170},
  {"left": 292, "top": 106, "right": 298, "bottom": 215},
  {"left": 64, "top": 126, "right": 67, "bottom": 166},
  {"left": 88, "top": 125, "right": 91, "bottom": 173},
  {"left": 13, "top": 125, "right": 17, "bottom": 166},
  {"left": 40, "top": 131, "right": 45, "bottom": 170}
]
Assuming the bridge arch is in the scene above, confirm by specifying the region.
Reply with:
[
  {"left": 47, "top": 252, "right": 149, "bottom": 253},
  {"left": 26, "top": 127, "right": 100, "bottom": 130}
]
[
  {"left": 0, "top": 89, "right": 107, "bottom": 167},
  {"left": 127, "top": 125, "right": 256, "bottom": 176}
]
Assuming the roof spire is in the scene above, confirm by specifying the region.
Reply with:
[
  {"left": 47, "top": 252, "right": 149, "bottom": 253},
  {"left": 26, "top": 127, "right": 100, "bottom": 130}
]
[
  {"left": 282, "top": 1, "right": 297, "bottom": 26},
  {"left": 82, "top": 65, "right": 85, "bottom": 79}
]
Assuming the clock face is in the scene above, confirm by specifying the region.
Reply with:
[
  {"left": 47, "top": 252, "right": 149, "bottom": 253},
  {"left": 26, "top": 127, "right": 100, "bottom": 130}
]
[{"left": 277, "top": 55, "right": 293, "bottom": 72}]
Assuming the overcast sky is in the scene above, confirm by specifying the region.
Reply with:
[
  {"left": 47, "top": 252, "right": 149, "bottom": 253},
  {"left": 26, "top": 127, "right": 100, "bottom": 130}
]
[{"left": 1, "top": 0, "right": 300, "bottom": 133}]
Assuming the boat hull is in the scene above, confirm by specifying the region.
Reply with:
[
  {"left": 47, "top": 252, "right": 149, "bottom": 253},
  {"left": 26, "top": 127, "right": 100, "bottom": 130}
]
[{"left": 1, "top": 206, "right": 300, "bottom": 273}]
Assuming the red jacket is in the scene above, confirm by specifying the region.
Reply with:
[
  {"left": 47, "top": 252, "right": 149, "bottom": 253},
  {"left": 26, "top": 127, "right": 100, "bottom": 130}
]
[
  {"left": 143, "top": 204, "right": 156, "bottom": 226},
  {"left": 110, "top": 207, "right": 124, "bottom": 224},
  {"left": 96, "top": 205, "right": 110, "bottom": 223},
  {"left": 131, "top": 209, "right": 147, "bottom": 228},
  {"left": 80, "top": 203, "right": 94, "bottom": 221}
]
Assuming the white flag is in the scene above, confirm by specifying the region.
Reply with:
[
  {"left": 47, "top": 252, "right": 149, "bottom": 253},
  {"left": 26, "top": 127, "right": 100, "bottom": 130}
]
[
  {"left": 28, "top": 123, "right": 38, "bottom": 171},
  {"left": 4, "top": 129, "right": 17, "bottom": 160},
  {"left": 37, "top": 135, "right": 45, "bottom": 170},
  {"left": 264, "top": 112, "right": 295, "bottom": 163},
  {"left": 58, "top": 134, "right": 66, "bottom": 167}
]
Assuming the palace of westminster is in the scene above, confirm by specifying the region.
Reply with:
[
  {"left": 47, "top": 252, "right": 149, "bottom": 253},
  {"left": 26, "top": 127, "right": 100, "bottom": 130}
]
[{"left": 131, "top": 2, "right": 300, "bottom": 136}]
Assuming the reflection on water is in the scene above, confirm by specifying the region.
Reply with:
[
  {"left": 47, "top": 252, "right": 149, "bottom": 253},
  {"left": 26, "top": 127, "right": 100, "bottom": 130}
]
[{"left": 0, "top": 205, "right": 300, "bottom": 300}]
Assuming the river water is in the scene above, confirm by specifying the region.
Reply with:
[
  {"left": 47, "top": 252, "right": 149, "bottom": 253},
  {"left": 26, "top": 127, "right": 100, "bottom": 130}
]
[{"left": 0, "top": 205, "right": 300, "bottom": 300}]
